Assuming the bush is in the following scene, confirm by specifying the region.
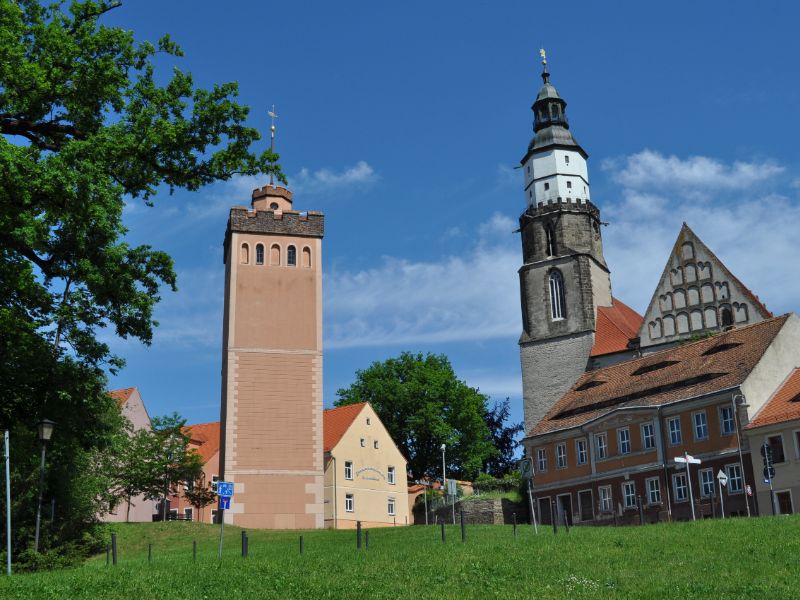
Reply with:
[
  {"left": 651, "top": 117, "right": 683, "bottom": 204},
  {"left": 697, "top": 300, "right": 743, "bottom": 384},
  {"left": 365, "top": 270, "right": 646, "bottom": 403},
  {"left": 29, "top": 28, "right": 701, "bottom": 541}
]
[{"left": 473, "top": 472, "right": 522, "bottom": 495}]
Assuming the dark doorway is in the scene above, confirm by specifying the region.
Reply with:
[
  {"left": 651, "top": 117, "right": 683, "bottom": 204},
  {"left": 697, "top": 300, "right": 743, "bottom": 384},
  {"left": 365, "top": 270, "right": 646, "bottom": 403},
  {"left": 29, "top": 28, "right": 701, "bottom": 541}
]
[
  {"left": 578, "top": 490, "right": 594, "bottom": 522},
  {"left": 776, "top": 491, "right": 793, "bottom": 515},
  {"left": 538, "top": 497, "right": 552, "bottom": 525},
  {"left": 557, "top": 494, "right": 573, "bottom": 526}
]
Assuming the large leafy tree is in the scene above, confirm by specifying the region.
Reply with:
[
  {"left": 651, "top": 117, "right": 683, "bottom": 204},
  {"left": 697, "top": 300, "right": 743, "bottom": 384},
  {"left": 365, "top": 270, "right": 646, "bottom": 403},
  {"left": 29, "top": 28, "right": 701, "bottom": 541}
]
[
  {"left": 0, "top": 0, "right": 281, "bottom": 562},
  {"left": 482, "top": 397, "right": 524, "bottom": 476},
  {"left": 336, "top": 352, "right": 512, "bottom": 481}
]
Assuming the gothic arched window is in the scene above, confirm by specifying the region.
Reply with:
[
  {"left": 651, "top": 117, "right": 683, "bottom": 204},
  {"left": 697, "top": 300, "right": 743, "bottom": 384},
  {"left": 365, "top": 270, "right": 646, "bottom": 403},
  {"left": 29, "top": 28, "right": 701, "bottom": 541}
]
[
  {"left": 549, "top": 270, "right": 566, "bottom": 321},
  {"left": 287, "top": 245, "right": 297, "bottom": 266},
  {"left": 240, "top": 243, "right": 249, "bottom": 265},
  {"left": 721, "top": 306, "right": 733, "bottom": 327},
  {"left": 546, "top": 224, "right": 557, "bottom": 257},
  {"left": 255, "top": 243, "right": 264, "bottom": 265}
]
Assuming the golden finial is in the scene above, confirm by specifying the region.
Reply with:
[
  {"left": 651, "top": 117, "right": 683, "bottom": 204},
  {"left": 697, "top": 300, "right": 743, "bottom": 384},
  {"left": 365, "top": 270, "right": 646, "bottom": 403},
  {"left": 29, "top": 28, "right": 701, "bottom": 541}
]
[{"left": 539, "top": 47, "right": 547, "bottom": 66}]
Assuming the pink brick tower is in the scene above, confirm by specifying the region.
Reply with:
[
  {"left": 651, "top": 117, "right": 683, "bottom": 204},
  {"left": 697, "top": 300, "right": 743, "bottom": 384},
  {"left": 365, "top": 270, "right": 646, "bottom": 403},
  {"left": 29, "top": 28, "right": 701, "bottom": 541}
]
[{"left": 219, "top": 184, "right": 324, "bottom": 528}]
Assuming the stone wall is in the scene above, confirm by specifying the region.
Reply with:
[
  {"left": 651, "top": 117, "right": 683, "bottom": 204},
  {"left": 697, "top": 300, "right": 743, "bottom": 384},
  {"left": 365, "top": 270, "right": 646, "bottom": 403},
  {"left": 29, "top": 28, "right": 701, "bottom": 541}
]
[{"left": 423, "top": 498, "right": 529, "bottom": 525}]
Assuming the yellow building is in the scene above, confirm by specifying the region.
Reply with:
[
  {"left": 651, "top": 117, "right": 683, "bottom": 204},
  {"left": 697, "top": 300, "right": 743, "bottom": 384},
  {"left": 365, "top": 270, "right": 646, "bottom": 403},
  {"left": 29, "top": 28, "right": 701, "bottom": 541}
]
[{"left": 323, "top": 403, "right": 409, "bottom": 528}]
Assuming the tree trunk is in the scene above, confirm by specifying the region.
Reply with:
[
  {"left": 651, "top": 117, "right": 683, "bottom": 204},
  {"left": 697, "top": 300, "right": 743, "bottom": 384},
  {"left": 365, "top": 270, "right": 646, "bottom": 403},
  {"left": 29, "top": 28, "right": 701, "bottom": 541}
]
[{"left": 126, "top": 496, "right": 131, "bottom": 522}]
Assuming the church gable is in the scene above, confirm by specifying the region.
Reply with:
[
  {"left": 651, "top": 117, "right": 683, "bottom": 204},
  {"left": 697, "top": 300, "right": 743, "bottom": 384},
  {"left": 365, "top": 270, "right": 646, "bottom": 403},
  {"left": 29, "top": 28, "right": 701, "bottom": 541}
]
[{"left": 638, "top": 223, "right": 771, "bottom": 348}]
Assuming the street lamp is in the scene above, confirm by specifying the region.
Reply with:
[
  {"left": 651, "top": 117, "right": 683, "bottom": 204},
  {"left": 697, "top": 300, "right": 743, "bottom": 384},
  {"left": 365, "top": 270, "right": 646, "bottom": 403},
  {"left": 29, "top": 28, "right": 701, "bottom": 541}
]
[
  {"left": 440, "top": 443, "right": 446, "bottom": 498},
  {"left": 34, "top": 419, "right": 56, "bottom": 553},
  {"left": 731, "top": 394, "right": 751, "bottom": 517}
]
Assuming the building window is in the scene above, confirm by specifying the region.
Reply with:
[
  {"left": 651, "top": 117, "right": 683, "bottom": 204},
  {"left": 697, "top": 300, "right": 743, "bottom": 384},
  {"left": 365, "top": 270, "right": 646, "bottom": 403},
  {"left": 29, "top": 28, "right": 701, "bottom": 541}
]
[
  {"left": 211, "top": 475, "right": 219, "bottom": 493},
  {"left": 646, "top": 477, "right": 661, "bottom": 505},
  {"left": 388, "top": 466, "right": 396, "bottom": 485},
  {"left": 366, "top": 418, "right": 371, "bottom": 425},
  {"left": 270, "top": 202, "right": 279, "bottom": 210},
  {"left": 767, "top": 435, "right": 786, "bottom": 463},
  {"left": 360, "top": 438, "right": 365, "bottom": 447},
  {"left": 699, "top": 468, "right": 714, "bottom": 497},
  {"left": 345, "top": 494, "right": 354, "bottom": 513},
  {"left": 211, "top": 509, "right": 219, "bottom": 524},
  {"left": 576, "top": 438, "right": 588, "bottom": 465},
  {"left": 546, "top": 224, "right": 557, "bottom": 256},
  {"left": 287, "top": 245, "right": 297, "bottom": 266},
  {"left": 184, "top": 508, "right": 193, "bottom": 521},
  {"left": 622, "top": 482, "right": 636, "bottom": 509},
  {"left": 388, "top": 497, "right": 396, "bottom": 516},
  {"left": 595, "top": 433, "right": 608, "bottom": 459},
  {"left": 693, "top": 411, "right": 709, "bottom": 441},
  {"left": 302, "top": 246, "right": 312, "bottom": 268},
  {"left": 184, "top": 480, "right": 194, "bottom": 492},
  {"left": 567, "top": 181, "right": 572, "bottom": 189},
  {"left": 721, "top": 307, "right": 733, "bottom": 327},
  {"left": 725, "top": 463, "right": 743, "bottom": 493},
  {"left": 374, "top": 440, "right": 379, "bottom": 449},
  {"left": 720, "top": 406, "right": 735, "bottom": 436},
  {"left": 255, "top": 243, "right": 264, "bottom": 265},
  {"left": 536, "top": 448, "right": 548, "bottom": 472},
  {"left": 641, "top": 423, "right": 656, "bottom": 450},
  {"left": 618, "top": 428, "right": 631, "bottom": 455},
  {"left": 240, "top": 243, "right": 249, "bottom": 264},
  {"left": 667, "top": 417, "right": 682, "bottom": 446},
  {"left": 599, "top": 486, "right": 612, "bottom": 512},
  {"left": 556, "top": 443, "right": 567, "bottom": 469},
  {"left": 565, "top": 155, "right": 570, "bottom": 165},
  {"left": 544, "top": 182, "right": 550, "bottom": 191},
  {"left": 673, "top": 473, "right": 688, "bottom": 502},
  {"left": 549, "top": 270, "right": 566, "bottom": 320},
  {"left": 270, "top": 244, "right": 281, "bottom": 266},
  {"left": 344, "top": 461, "right": 353, "bottom": 480}
]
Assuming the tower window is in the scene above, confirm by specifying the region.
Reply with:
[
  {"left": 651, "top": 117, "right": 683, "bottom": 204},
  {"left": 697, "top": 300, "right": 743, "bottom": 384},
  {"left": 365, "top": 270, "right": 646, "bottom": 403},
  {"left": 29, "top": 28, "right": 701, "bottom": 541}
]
[
  {"left": 527, "top": 164, "right": 530, "bottom": 173},
  {"left": 567, "top": 181, "right": 572, "bottom": 189},
  {"left": 270, "top": 202, "right": 279, "bottom": 210},
  {"left": 270, "top": 244, "right": 281, "bottom": 266},
  {"left": 302, "top": 247, "right": 312, "bottom": 268},
  {"left": 549, "top": 270, "right": 566, "bottom": 321},
  {"left": 546, "top": 224, "right": 557, "bottom": 257},
  {"left": 287, "top": 245, "right": 297, "bottom": 266},
  {"left": 240, "top": 243, "right": 250, "bottom": 265},
  {"left": 255, "top": 243, "right": 264, "bottom": 265},
  {"left": 544, "top": 182, "right": 550, "bottom": 191},
  {"left": 565, "top": 155, "right": 570, "bottom": 165}
]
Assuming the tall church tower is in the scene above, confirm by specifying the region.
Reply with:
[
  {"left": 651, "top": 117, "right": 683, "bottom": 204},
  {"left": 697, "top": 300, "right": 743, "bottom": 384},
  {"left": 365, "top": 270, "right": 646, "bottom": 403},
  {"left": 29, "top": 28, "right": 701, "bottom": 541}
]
[
  {"left": 518, "top": 53, "right": 613, "bottom": 432},
  {"left": 219, "top": 183, "right": 324, "bottom": 529}
]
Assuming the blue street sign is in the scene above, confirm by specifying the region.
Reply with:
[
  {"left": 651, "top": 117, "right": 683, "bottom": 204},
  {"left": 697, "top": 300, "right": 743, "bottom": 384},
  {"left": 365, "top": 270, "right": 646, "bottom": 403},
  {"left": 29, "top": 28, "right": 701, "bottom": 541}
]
[
  {"left": 219, "top": 496, "right": 231, "bottom": 510},
  {"left": 216, "top": 481, "right": 234, "bottom": 497}
]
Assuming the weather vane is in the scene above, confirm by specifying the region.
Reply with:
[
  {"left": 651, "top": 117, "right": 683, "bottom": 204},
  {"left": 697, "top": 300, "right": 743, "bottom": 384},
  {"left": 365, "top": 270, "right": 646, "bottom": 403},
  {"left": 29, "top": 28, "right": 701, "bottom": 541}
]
[
  {"left": 268, "top": 104, "right": 278, "bottom": 185},
  {"left": 539, "top": 47, "right": 547, "bottom": 66}
]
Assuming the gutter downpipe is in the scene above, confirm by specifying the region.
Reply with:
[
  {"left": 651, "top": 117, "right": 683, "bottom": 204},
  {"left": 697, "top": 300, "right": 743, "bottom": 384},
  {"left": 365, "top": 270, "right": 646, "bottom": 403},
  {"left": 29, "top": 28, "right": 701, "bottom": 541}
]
[{"left": 731, "top": 393, "right": 752, "bottom": 517}]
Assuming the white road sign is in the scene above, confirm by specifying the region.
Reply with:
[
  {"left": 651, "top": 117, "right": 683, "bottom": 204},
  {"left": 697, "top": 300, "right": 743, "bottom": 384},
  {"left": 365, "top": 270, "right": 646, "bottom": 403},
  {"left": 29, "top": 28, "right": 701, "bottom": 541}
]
[
  {"left": 518, "top": 457, "right": 534, "bottom": 480},
  {"left": 674, "top": 454, "right": 701, "bottom": 465},
  {"left": 717, "top": 470, "right": 728, "bottom": 487}
]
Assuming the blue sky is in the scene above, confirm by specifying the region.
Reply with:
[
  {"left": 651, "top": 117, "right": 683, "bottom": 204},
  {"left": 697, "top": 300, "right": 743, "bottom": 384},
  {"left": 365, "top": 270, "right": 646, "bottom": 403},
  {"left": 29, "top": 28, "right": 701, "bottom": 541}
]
[{"left": 104, "top": 1, "right": 800, "bottom": 428}]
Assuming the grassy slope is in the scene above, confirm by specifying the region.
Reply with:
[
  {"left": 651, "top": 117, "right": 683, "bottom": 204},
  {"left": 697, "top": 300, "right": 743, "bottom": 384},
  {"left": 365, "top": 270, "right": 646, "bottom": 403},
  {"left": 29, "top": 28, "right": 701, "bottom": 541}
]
[{"left": 1, "top": 516, "right": 799, "bottom": 599}]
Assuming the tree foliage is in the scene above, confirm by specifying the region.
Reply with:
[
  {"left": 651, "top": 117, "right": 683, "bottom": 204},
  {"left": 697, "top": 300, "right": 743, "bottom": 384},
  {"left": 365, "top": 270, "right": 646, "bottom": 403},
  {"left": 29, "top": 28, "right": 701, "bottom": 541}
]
[
  {"left": 336, "top": 352, "right": 521, "bottom": 481},
  {"left": 482, "top": 397, "right": 524, "bottom": 476},
  {"left": 0, "top": 0, "right": 280, "bottom": 564}
]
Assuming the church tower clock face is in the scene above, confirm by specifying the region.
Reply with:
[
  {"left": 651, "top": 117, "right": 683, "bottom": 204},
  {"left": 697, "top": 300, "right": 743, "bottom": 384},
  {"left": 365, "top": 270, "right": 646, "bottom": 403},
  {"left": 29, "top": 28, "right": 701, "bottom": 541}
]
[{"left": 517, "top": 51, "right": 613, "bottom": 432}]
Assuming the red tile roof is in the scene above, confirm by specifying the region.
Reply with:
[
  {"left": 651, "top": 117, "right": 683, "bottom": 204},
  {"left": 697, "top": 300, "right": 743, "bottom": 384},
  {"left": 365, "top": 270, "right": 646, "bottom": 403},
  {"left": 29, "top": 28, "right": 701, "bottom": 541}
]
[
  {"left": 590, "top": 298, "right": 644, "bottom": 357},
  {"left": 108, "top": 387, "right": 136, "bottom": 407},
  {"left": 746, "top": 368, "right": 800, "bottom": 429},
  {"left": 530, "top": 315, "right": 789, "bottom": 437},
  {"left": 323, "top": 403, "right": 367, "bottom": 452},
  {"left": 183, "top": 421, "right": 221, "bottom": 464}
]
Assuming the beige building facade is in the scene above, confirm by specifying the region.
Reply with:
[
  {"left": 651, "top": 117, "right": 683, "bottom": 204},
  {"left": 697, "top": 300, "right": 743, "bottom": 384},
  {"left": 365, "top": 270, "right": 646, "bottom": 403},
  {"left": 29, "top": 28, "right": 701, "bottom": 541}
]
[
  {"left": 219, "top": 184, "right": 325, "bottom": 529},
  {"left": 104, "top": 387, "right": 158, "bottom": 523},
  {"left": 323, "top": 403, "right": 409, "bottom": 528}
]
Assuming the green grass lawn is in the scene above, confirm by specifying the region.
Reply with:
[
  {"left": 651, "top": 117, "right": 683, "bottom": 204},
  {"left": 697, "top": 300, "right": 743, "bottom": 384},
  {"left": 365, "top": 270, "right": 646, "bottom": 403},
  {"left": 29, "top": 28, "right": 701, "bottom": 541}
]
[{"left": 2, "top": 516, "right": 799, "bottom": 599}]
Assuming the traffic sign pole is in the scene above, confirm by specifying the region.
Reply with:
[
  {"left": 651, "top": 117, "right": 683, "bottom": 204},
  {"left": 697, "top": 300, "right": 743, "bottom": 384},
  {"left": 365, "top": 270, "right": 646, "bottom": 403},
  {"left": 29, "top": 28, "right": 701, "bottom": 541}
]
[
  {"left": 215, "top": 481, "right": 234, "bottom": 560},
  {"left": 716, "top": 469, "right": 728, "bottom": 519},
  {"left": 675, "top": 453, "right": 701, "bottom": 521}
]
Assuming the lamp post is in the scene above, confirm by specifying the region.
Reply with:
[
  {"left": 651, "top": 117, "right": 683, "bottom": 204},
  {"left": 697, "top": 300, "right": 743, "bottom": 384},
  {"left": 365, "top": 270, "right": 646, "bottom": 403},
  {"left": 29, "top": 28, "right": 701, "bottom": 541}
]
[
  {"left": 731, "top": 394, "right": 751, "bottom": 517},
  {"left": 440, "top": 443, "right": 446, "bottom": 499},
  {"left": 34, "top": 419, "right": 56, "bottom": 553}
]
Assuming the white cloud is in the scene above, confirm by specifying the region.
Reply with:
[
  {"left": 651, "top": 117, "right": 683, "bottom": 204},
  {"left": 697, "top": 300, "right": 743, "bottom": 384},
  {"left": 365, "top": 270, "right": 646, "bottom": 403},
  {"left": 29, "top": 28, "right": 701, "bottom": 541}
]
[
  {"left": 601, "top": 151, "right": 799, "bottom": 317},
  {"left": 603, "top": 150, "right": 784, "bottom": 190},
  {"left": 325, "top": 213, "right": 520, "bottom": 349},
  {"left": 461, "top": 370, "right": 522, "bottom": 399},
  {"left": 290, "top": 160, "right": 378, "bottom": 194}
]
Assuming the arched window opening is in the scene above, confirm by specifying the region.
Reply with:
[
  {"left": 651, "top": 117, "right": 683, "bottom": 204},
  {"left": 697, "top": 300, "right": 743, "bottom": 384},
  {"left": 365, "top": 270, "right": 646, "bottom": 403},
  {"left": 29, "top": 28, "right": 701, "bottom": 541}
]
[
  {"left": 721, "top": 307, "right": 733, "bottom": 327},
  {"left": 302, "top": 247, "right": 312, "bottom": 268},
  {"left": 270, "top": 244, "right": 281, "bottom": 266},
  {"left": 287, "top": 245, "right": 297, "bottom": 266},
  {"left": 549, "top": 270, "right": 566, "bottom": 321},
  {"left": 255, "top": 243, "right": 264, "bottom": 265},
  {"left": 546, "top": 224, "right": 557, "bottom": 257},
  {"left": 240, "top": 243, "right": 250, "bottom": 265}
]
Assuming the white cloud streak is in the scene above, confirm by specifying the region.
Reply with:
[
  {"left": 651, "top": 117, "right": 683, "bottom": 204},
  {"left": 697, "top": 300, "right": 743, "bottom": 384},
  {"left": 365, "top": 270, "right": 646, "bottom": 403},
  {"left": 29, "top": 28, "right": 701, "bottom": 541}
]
[
  {"left": 290, "top": 160, "right": 378, "bottom": 194},
  {"left": 603, "top": 150, "right": 784, "bottom": 190},
  {"left": 325, "top": 212, "right": 520, "bottom": 349}
]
